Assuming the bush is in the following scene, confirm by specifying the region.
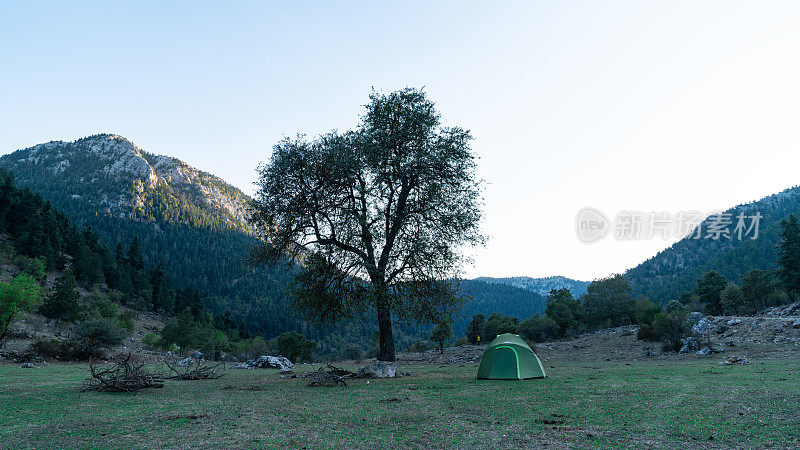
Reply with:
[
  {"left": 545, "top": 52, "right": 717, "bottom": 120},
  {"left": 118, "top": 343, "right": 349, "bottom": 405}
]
[
  {"left": 275, "top": 331, "right": 317, "bottom": 363},
  {"left": 234, "top": 336, "right": 272, "bottom": 360},
  {"left": 142, "top": 333, "right": 159, "bottom": 349},
  {"left": 653, "top": 311, "right": 689, "bottom": 352},
  {"left": 14, "top": 255, "right": 46, "bottom": 281},
  {"left": 70, "top": 319, "right": 126, "bottom": 359},
  {"left": 33, "top": 338, "right": 70, "bottom": 358},
  {"left": 636, "top": 324, "right": 660, "bottom": 342},
  {"left": 83, "top": 292, "right": 119, "bottom": 320},
  {"left": 117, "top": 310, "right": 136, "bottom": 334},
  {"left": 340, "top": 344, "right": 363, "bottom": 362},
  {"left": 482, "top": 313, "right": 520, "bottom": 342},
  {"left": 518, "top": 314, "right": 560, "bottom": 342},
  {"left": 453, "top": 337, "right": 468, "bottom": 346},
  {"left": 407, "top": 341, "right": 428, "bottom": 353}
]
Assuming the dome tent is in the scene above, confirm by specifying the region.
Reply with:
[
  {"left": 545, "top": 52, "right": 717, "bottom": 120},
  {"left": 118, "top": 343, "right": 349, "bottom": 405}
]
[{"left": 477, "top": 333, "right": 546, "bottom": 380}]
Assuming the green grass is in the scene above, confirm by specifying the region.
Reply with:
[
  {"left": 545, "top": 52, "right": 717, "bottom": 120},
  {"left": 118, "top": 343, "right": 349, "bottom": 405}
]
[{"left": 2, "top": 360, "right": 799, "bottom": 448}]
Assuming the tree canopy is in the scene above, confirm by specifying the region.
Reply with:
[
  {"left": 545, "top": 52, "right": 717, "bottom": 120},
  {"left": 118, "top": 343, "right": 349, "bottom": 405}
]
[{"left": 250, "top": 88, "right": 484, "bottom": 361}]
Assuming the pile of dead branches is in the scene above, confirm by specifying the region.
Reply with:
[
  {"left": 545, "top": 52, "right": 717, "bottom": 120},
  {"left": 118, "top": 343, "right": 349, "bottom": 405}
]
[
  {"left": 83, "top": 354, "right": 164, "bottom": 392},
  {"left": 304, "top": 364, "right": 355, "bottom": 387},
  {"left": 164, "top": 357, "right": 225, "bottom": 380}
]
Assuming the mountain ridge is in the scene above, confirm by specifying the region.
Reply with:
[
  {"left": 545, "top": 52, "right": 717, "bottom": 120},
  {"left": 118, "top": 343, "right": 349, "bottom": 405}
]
[{"left": 475, "top": 275, "right": 590, "bottom": 297}]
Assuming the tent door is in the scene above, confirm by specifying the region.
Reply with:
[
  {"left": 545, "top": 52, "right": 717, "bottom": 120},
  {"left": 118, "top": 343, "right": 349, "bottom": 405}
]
[{"left": 490, "top": 346, "right": 520, "bottom": 379}]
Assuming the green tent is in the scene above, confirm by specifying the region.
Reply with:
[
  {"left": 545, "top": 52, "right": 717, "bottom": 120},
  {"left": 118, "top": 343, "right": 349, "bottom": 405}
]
[{"left": 477, "top": 333, "right": 546, "bottom": 380}]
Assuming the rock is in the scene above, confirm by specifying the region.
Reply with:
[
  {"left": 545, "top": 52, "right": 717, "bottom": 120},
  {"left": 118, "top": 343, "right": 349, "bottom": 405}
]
[
  {"left": 711, "top": 347, "right": 725, "bottom": 354},
  {"left": 21, "top": 363, "right": 34, "bottom": 368},
  {"left": 230, "top": 355, "right": 293, "bottom": 370},
  {"left": 191, "top": 351, "right": 203, "bottom": 359},
  {"left": 687, "top": 312, "right": 705, "bottom": 323},
  {"left": 219, "top": 352, "right": 227, "bottom": 360},
  {"left": 356, "top": 360, "right": 397, "bottom": 378},
  {"left": 679, "top": 337, "right": 700, "bottom": 354},
  {"left": 750, "top": 321, "right": 760, "bottom": 331},
  {"left": 726, "top": 341, "right": 737, "bottom": 347},
  {"left": 176, "top": 357, "right": 195, "bottom": 366},
  {"left": 715, "top": 325, "right": 728, "bottom": 334},
  {"left": 727, "top": 319, "right": 742, "bottom": 326},
  {"left": 692, "top": 318, "right": 713, "bottom": 334},
  {"left": 722, "top": 355, "right": 750, "bottom": 365},
  {"left": 165, "top": 351, "right": 173, "bottom": 357},
  {"left": 696, "top": 347, "right": 711, "bottom": 356},
  {"left": 792, "top": 320, "right": 800, "bottom": 329}
]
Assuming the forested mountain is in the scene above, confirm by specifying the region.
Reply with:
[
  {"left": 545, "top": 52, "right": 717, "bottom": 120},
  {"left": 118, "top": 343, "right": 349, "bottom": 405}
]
[
  {"left": 475, "top": 275, "right": 590, "bottom": 297},
  {"left": 625, "top": 185, "right": 800, "bottom": 302},
  {"left": 455, "top": 279, "right": 546, "bottom": 335},
  {"left": 0, "top": 134, "right": 552, "bottom": 354},
  {"left": 0, "top": 134, "right": 300, "bottom": 341}
]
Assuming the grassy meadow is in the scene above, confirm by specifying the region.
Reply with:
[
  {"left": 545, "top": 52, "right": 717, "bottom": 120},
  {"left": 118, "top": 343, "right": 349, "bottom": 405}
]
[{"left": 2, "top": 358, "right": 799, "bottom": 448}]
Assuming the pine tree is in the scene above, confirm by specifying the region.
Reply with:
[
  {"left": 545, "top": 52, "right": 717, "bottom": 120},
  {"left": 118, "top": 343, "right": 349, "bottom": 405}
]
[
  {"left": 40, "top": 269, "right": 82, "bottom": 322},
  {"left": 149, "top": 262, "right": 175, "bottom": 313},
  {"left": 465, "top": 314, "right": 485, "bottom": 344},
  {"left": 694, "top": 271, "right": 728, "bottom": 315},
  {"left": 778, "top": 214, "right": 800, "bottom": 300},
  {"left": 126, "top": 237, "right": 144, "bottom": 271}
]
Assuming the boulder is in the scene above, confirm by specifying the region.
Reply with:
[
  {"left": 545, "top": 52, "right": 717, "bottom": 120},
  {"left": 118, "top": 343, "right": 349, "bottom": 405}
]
[
  {"left": 792, "top": 320, "right": 800, "bottom": 329},
  {"left": 230, "top": 355, "right": 293, "bottom": 371},
  {"left": 692, "top": 318, "right": 713, "bottom": 334},
  {"left": 356, "top": 360, "right": 397, "bottom": 378},
  {"left": 715, "top": 325, "right": 728, "bottom": 334},
  {"left": 176, "top": 357, "right": 195, "bottom": 366},
  {"left": 749, "top": 321, "right": 760, "bottom": 331},
  {"left": 679, "top": 337, "right": 700, "bottom": 354},
  {"left": 711, "top": 347, "right": 725, "bottom": 354},
  {"left": 191, "top": 351, "right": 203, "bottom": 359},
  {"left": 21, "top": 363, "right": 34, "bottom": 368},
  {"left": 696, "top": 347, "right": 711, "bottom": 356},
  {"left": 727, "top": 319, "right": 742, "bottom": 326},
  {"left": 687, "top": 312, "right": 705, "bottom": 324}
]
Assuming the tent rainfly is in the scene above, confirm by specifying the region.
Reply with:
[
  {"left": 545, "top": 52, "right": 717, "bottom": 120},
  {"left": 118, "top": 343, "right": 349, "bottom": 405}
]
[{"left": 477, "top": 333, "right": 546, "bottom": 380}]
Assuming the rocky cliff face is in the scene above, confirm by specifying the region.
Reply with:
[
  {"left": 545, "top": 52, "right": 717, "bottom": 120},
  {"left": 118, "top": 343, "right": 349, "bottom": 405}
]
[{"left": 0, "top": 133, "right": 252, "bottom": 232}]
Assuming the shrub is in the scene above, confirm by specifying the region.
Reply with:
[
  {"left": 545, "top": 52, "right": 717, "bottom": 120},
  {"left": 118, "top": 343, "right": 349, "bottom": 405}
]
[
  {"left": 1, "top": 273, "right": 43, "bottom": 345},
  {"left": 142, "top": 333, "right": 160, "bottom": 349},
  {"left": 275, "top": 331, "right": 317, "bottom": 363},
  {"left": 117, "top": 310, "right": 136, "bottom": 334},
  {"left": 636, "top": 324, "right": 660, "bottom": 342},
  {"left": 14, "top": 255, "right": 46, "bottom": 281},
  {"left": 340, "top": 344, "right": 363, "bottom": 362},
  {"left": 234, "top": 336, "right": 272, "bottom": 360},
  {"left": 518, "top": 313, "right": 560, "bottom": 343},
  {"left": 407, "top": 341, "right": 428, "bottom": 353},
  {"left": 653, "top": 311, "right": 689, "bottom": 352},
  {"left": 453, "top": 337, "right": 468, "bottom": 347},
  {"left": 84, "top": 292, "right": 119, "bottom": 320},
  {"left": 33, "top": 338, "right": 70, "bottom": 358},
  {"left": 70, "top": 319, "right": 126, "bottom": 359}
]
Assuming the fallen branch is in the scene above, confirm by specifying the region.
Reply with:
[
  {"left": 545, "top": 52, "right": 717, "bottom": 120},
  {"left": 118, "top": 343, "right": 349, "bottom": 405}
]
[
  {"left": 83, "top": 354, "right": 164, "bottom": 392},
  {"left": 164, "top": 357, "right": 225, "bottom": 380}
]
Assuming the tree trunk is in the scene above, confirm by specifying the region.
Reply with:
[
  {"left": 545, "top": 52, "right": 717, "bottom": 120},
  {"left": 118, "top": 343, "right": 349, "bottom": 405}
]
[{"left": 375, "top": 286, "right": 395, "bottom": 361}]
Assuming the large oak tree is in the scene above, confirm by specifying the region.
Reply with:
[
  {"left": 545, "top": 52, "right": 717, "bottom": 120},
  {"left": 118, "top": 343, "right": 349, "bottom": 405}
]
[{"left": 249, "top": 88, "right": 484, "bottom": 361}]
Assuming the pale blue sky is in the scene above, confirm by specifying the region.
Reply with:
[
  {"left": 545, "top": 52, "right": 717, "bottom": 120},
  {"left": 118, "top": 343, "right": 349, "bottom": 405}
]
[{"left": 3, "top": 2, "right": 800, "bottom": 281}]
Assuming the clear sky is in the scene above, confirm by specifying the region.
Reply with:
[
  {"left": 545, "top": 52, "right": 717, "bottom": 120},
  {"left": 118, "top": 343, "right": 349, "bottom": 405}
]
[{"left": 3, "top": 1, "right": 800, "bottom": 281}]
